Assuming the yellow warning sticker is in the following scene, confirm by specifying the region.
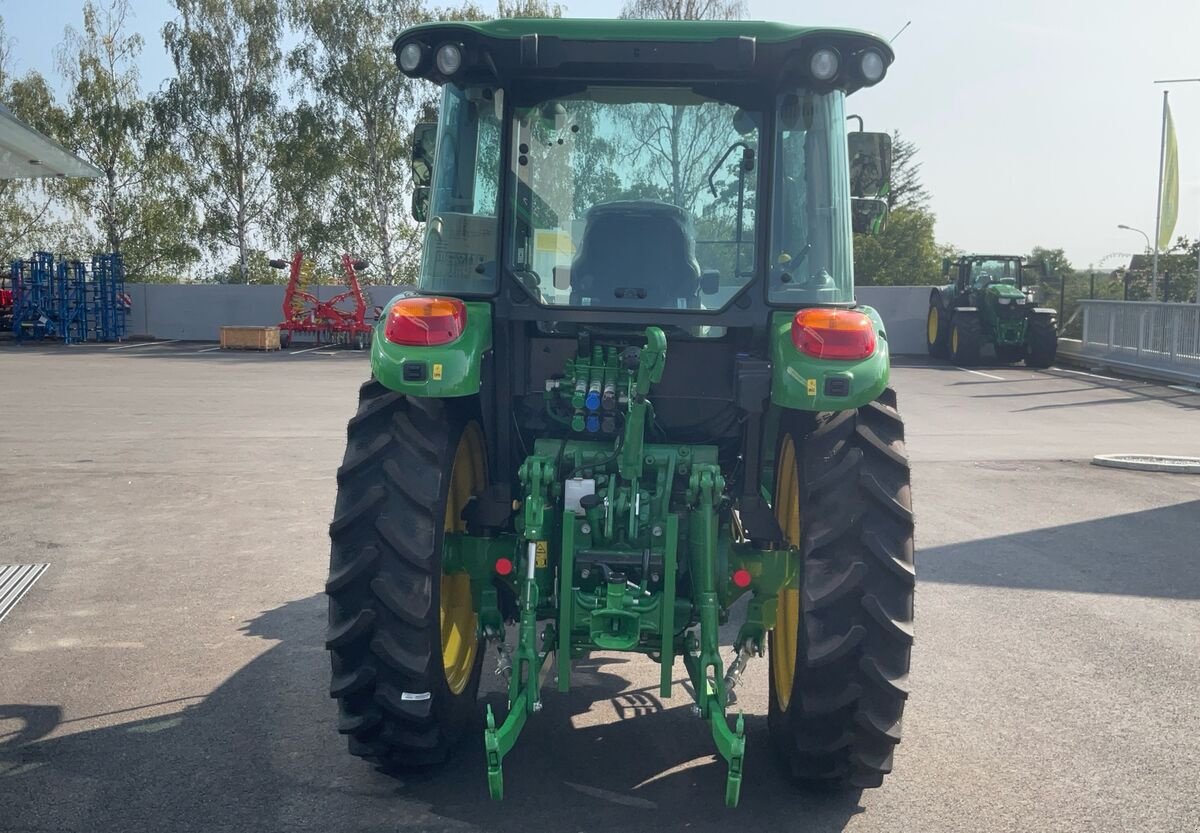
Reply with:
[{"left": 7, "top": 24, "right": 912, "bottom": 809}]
[
  {"left": 432, "top": 363, "right": 443, "bottom": 381},
  {"left": 806, "top": 378, "right": 817, "bottom": 397},
  {"left": 535, "top": 541, "right": 548, "bottom": 568}
]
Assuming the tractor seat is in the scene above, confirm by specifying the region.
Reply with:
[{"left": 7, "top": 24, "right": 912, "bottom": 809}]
[{"left": 569, "top": 201, "right": 700, "bottom": 307}]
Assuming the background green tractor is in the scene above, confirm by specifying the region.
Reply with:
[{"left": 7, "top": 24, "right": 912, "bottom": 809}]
[
  {"left": 926, "top": 254, "right": 1058, "bottom": 367},
  {"left": 325, "top": 19, "right": 915, "bottom": 808}
]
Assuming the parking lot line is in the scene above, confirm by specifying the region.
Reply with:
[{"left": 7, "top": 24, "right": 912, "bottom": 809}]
[
  {"left": 195, "top": 346, "right": 221, "bottom": 353},
  {"left": 107, "top": 340, "right": 179, "bottom": 351},
  {"left": 959, "top": 367, "right": 1005, "bottom": 380},
  {"left": 289, "top": 345, "right": 327, "bottom": 356},
  {"left": 1050, "top": 367, "right": 1123, "bottom": 382}
]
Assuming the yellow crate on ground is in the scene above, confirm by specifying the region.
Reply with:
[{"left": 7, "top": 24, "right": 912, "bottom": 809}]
[{"left": 220, "top": 326, "right": 281, "bottom": 351}]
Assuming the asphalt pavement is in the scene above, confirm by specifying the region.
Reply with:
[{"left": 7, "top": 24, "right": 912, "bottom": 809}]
[{"left": 1, "top": 342, "right": 1198, "bottom": 832}]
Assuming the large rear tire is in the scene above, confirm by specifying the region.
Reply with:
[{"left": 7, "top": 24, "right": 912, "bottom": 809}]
[
  {"left": 767, "top": 389, "right": 915, "bottom": 789},
  {"left": 949, "top": 315, "right": 982, "bottom": 366},
  {"left": 326, "top": 381, "right": 486, "bottom": 767},
  {"left": 1026, "top": 319, "right": 1057, "bottom": 368},
  {"left": 926, "top": 299, "right": 949, "bottom": 359}
]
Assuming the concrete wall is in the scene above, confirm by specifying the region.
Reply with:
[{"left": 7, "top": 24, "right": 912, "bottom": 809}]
[
  {"left": 126, "top": 283, "right": 935, "bottom": 354},
  {"left": 857, "top": 286, "right": 934, "bottom": 356},
  {"left": 126, "top": 283, "right": 402, "bottom": 342}
]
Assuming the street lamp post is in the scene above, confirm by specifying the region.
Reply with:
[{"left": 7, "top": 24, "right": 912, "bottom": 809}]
[{"left": 1117, "top": 223, "right": 1151, "bottom": 254}]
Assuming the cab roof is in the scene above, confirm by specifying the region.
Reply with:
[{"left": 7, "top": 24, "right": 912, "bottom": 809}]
[
  {"left": 409, "top": 18, "right": 892, "bottom": 49},
  {"left": 394, "top": 18, "right": 894, "bottom": 91}
]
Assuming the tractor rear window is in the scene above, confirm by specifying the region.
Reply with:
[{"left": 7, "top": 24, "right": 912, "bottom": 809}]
[
  {"left": 506, "top": 86, "right": 760, "bottom": 313},
  {"left": 767, "top": 89, "right": 854, "bottom": 305},
  {"left": 418, "top": 85, "right": 503, "bottom": 295}
]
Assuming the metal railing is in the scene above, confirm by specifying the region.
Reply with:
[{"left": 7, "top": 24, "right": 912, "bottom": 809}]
[{"left": 1079, "top": 300, "right": 1200, "bottom": 382}]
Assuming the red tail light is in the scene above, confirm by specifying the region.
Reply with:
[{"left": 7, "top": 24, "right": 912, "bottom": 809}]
[
  {"left": 384, "top": 297, "right": 466, "bottom": 346},
  {"left": 791, "top": 309, "right": 877, "bottom": 360}
]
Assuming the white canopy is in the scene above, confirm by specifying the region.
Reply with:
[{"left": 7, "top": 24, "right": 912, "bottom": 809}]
[{"left": 0, "top": 103, "right": 101, "bottom": 180}]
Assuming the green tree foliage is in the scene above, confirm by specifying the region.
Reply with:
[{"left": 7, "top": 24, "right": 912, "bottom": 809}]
[
  {"left": 495, "top": 0, "right": 563, "bottom": 16},
  {"left": 285, "top": 0, "right": 560, "bottom": 284},
  {"left": 887, "top": 131, "right": 929, "bottom": 211},
  {"left": 158, "top": 0, "right": 283, "bottom": 283},
  {"left": 1160, "top": 237, "right": 1199, "bottom": 304},
  {"left": 854, "top": 132, "right": 952, "bottom": 286},
  {"left": 620, "top": 0, "right": 746, "bottom": 20},
  {"left": 0, "top": 16, "right": 65, "bottom": 261},
  {"left": 269, "top": 101, "right": 343, "bottom": 261},
  {"left": 1107, "top": 237, "right": 1199, "bottom": 305},
  {"left": 287, "top": 0, "right": 431, "bottom": 284},
  {"left": 854, "top": 208, "right": 947, "bottom": 286},
  {"left": 55, "top": 0, "right": 198, "bottom": 280}
]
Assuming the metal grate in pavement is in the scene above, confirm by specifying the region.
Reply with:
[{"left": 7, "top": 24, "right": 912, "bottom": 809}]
[{"left": 0, "top": 564, "right": 49, "bottom": 624}]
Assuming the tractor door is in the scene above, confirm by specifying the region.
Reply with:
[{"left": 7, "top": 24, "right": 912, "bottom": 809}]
[{"left": 955, "top": 260, "right": 972, "bottom": 305}]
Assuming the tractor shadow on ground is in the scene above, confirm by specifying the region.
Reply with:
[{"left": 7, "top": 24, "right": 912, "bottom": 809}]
[
  {"left": 0, "top": 594, "right": 866, "bottom": 833},
  {"left": 411, "top": 658, "right": 867, "bottom": 833},
  {"left": 921, "top": 498, "right": 1200, "bottom": 600}
]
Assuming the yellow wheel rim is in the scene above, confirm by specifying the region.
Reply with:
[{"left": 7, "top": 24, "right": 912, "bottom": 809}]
[
  {"left": 927, "top": 306, "right": 939, "bottom": 344},
  {"left": 440, "top": 422, "right": 486, "bottom": 695},
  {"left": 773, "top": 434, "right": 802, "bottom": 711},
  {"left": 951, "top": 326, "right": 959, "bottom": 355}
]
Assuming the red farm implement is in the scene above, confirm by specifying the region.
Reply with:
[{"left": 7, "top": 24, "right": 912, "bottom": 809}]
[{"left": 270, "top": 251, "right": 377, "bottom": 349}]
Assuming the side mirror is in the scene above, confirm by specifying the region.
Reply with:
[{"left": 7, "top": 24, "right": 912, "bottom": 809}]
[
  {"left": 847, "top": 131, "right": 892, "bottom": 199},
  {"left": 1040, "top": 258, "right": 1050, "bottom": 278},
  {"left": 411, "top": 186, "right": 430, "bottom": 223},
  {"left": 553, "top": 265, "right": 571, "bottom": 291},
  {"left": 942, "top": 257, "right": 952, "bottom": 277},
  {"left": 268, "top": 258, "right": 287, "bottom": 269},
  {"left": 411, "top": 121, "right": 437, "bottom": 188},
  {"left": 851, "top": 197, "right": 889, "bottom": 235},
  {"left": 352, "top": 259, "right": 369, "bottom": 271},
  {"left": 700, "top": 269, "right": 720, "bottom": 295}
]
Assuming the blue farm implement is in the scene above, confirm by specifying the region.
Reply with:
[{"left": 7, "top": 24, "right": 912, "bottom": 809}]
[{"left": 9, "top": 252, "right": 128, "bottom": 343}]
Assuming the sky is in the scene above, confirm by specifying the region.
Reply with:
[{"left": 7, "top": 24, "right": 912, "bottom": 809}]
[{"left": 3, "top": 0, "right": 1200, "bottom": 272}]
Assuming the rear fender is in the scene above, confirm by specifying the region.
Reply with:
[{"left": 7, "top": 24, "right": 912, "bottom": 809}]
[
  {"left": 769, "top": 307, "right": 889, "bottom": 412},
  {"left": 371, "top": 299, "right": 492, "bottom": 398}
]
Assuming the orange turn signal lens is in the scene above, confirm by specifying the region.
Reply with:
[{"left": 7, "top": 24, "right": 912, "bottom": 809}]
[
  {"left": 384, "top": 296, "right": 466, "bottom": 346},
  {"left": 790, "top": 308, "right": 877, "bottom": 360}
]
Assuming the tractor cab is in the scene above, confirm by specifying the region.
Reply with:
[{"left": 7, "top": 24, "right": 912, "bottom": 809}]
[
  {"left": 400, "top": 19, "right": 893, "bottom": 332},
  {"left": 951, "top": 255, "right": 1026, "bottom": 293}
]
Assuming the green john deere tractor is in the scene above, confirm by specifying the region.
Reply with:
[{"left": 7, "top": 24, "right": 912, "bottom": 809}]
[
  {"left": 926, "top": 254, "right": 1058, "bottom": 367},
  {"left": 326, "top": 19, "right": 914, "bottom": 807}
]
